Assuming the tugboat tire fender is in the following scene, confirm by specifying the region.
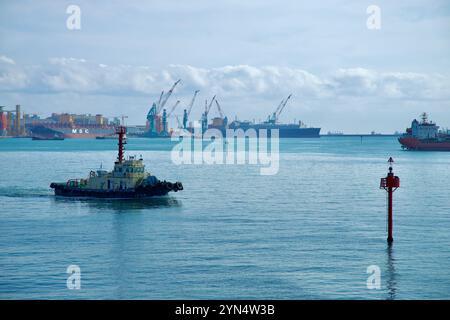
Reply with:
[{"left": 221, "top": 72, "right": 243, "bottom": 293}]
[
  {"left": 166, "top": 182, "right": 174, "bottom": 190},
  {"left": 175, "top": 182, "right": 183, "bottom": 191}
]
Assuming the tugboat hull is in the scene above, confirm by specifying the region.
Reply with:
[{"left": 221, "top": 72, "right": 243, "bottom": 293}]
[{"left": 50, "top": 181, "right": 183, "bottom": 198}]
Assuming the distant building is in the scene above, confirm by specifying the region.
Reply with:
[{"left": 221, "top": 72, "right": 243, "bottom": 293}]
[
  {"left": 0, "top": 106, "right": 7, "bottom": 136},
  {"left": 44, "top": 113, "right": 111, "bottom": 126},
  {"left": 0, "top": 105, "right": 26, "bottom": 136}
]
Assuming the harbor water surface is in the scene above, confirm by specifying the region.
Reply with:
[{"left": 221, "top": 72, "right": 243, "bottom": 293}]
[{"left": 1, "top": 136, "right": 450, "bottom": 299}]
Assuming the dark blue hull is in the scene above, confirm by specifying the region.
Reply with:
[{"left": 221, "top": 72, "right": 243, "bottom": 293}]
[
  {"left": 50, "top": 181, "right": 183, "bottom": 198},
  {"left": 227, "top": 123, "right": 321, "bottom": 138}
]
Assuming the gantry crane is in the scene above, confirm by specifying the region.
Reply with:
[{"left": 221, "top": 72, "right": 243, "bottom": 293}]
[
  {"left": 214, "top": 99, "right": 228, "bottom": 128},
  {"left": 268, "top": 94, "right": 292, "bottom": 124},
  {"left": 162, "top": 100, "right": 180, "bottom": 134},
  {"left": 201, "top": 95, "right": 216, "bottom": 133},
  {"left": 167, "top": 100, "right": 180, "bottom": 117},
  {"left": 175, "top": 114, "right": 182, "bottom": 129},
  {"left": 215, "top": 100, "right": 224, "bottom": 118},
  {"left": 158, "top": 79, "right": 181, "bottom": 114},
  {"left": 183, "top": 90, "right": 200, "bottom": 129},
  {"left": 146, "top": 79, "right": 181, "bottom": 135}
]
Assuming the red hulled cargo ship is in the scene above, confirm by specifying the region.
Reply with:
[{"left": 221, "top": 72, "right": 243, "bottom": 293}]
[{"left": 398, "top": 113, "right": 450, "bottom": 151}]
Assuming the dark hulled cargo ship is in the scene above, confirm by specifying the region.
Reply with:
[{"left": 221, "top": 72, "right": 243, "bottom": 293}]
[
  {"left": 210, "top": 94, "right": 321, "bottom": 138},
  {"left": 29, "top": 123, "right": 116, "bottom": 139},
  {"left": 50, "top": 126, "right": 183, "bottom": 198},
  {"left": 227, "top": 120, "right": 320, "bottom": 138},
  {"left": 398, "top": 113, "right": 450, "bottom": 151}
]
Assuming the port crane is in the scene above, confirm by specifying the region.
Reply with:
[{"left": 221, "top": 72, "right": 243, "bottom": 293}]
[
  {"left": 175, "top": 115, "right": 182, "bottom": 129},
  {"left": 205, "top": 96, "right": 216, "bottom": 116},
  {"left": 158, "top": 79, "right": 181, "bottom": 114},
  {"left": 162, "top": 100, "right": 180, "bottom": 133},
  {"left": 147, "top": 79, "right": 181, "bottom": 135},
  {"left": 157, "top": 91, "right": 164, "bottom": 110},
  {"left": 268, "top": 94, "right": 292, "bottom": 124},
  {"left": 215, "top": 100, "right": 224, "bottom": 118},
  {"left": 183, "top": 90, "right": 200, "bottom": 129},
  {"left": 201, "top": 95, "right": 216, "bottom": 133},
  {"left": 167, "top": 100, "right": 180, "bottom": 117},
  {"left": 214, "top": 99, "right": 228, "bottom": 128}
]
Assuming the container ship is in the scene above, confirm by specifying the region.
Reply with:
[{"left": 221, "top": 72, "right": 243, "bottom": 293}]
[
  {"left": 398, "top": 113, "right": 450, "bottom": 151},
  {"left": 29, "top": 123, "right": 116, "bottom": 139},
  {"left": 27, "top": 113, "right": 117, "bottom": 139}
]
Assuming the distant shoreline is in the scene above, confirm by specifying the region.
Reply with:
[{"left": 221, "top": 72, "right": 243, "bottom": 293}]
[
  {"left": 1, "top": 134, "right": 402, "bottom": 139},
  {"left": 323, "top": 134, "right": 401, "bottom": 137}
]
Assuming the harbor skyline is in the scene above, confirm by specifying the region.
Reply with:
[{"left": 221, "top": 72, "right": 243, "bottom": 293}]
[{"left": 1, "top": 0, "right": 450, "bottom": 133}]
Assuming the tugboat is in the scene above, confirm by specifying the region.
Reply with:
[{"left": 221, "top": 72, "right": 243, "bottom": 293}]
[
  {"left": 398, "top": 113, "right": 450, "bottom": 151},
  {"left": 50, "top": 126, "right": 183, "bottom": 198}
]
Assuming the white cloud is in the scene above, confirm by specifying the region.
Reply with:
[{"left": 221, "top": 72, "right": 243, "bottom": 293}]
[
  {"left": 1, "top": 55, "right": 450, "bottom": 103},
  {"left": 329, "top": 68, "right": 450, "bottom": 100},
  {"left": 0, "top": 55, "right": 15, "bottom": 65},
  {"left": 0, "top": 55, "right": 28, "bottom": 90}
]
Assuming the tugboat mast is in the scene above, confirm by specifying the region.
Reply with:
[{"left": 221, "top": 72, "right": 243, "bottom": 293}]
[{"left": 116, "top": 126, "right": 127, "bottom": 164}]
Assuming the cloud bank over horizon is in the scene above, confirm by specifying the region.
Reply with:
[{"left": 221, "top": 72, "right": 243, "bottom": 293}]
[
  {"left": 2, "top": 54, "right": 449, "bottom": 133},
  {"left": 2, "top": 55, "right": 449, "bottom": 100},
  {"left": 1, "top": 0, "right": 449, "bottom": 133}
]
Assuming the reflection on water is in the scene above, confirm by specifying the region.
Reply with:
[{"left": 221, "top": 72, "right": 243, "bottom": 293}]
[
  {"left": 53, "top": 196, "right": 182, "bottom": 212},
  {"left": 386, "top": 244, "right": 397, "bottom": 300}
]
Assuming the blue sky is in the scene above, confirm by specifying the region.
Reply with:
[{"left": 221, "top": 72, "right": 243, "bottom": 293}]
[{"left": 1, "top": 0, "right": 449, "bottom": 132}]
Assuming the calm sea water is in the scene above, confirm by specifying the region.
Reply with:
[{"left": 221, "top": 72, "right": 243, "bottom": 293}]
[{"left": 1, "top": 136, "right": 450, "bottom": 299}]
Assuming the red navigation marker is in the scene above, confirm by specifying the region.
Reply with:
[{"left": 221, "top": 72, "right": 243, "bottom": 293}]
[{"left": 380, "top": 157, "right": 400, "bottom": 243}]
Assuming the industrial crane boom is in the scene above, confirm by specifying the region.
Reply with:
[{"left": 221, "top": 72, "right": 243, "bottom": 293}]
[
  {"left": 187, "top": 90, "right": 200, "bottom": 117},
  {"left": 215, "top": 100, "right": 224, "bottom": 118},
  {"left": 167, "top": 100, "right": 180, "bottom": 117},
  {"left": 205, "top": 95, "right": 216, "bottom": 115},
  {"left": 157, "top": 91, "right": 164, "bottom": 109},
  {"left": 274, "top": 98, "right": 285, "bottom": 115},
  {"left": 158, "top": 79, "right": 181, "bottom": 113},
  {"left": 175, "top": 115, "right": 182, "bottom": 128},
  {"left": 277, "top": 94, "right": 292, "bottom": 118}
]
